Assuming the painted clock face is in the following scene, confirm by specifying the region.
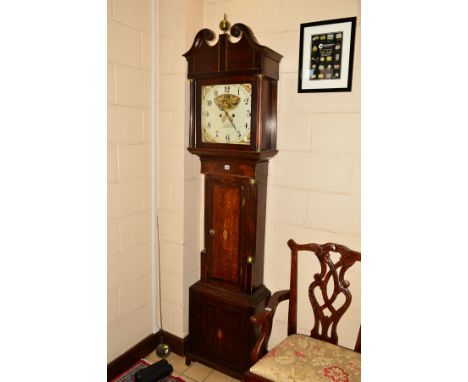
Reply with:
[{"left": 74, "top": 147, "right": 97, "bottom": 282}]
[{"left": 201, "top": 83, "right": 252, "bottom": 145}]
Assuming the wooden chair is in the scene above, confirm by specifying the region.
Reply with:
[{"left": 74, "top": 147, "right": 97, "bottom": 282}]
[{"left": 244, "top": 239, "right": 361, "bottom": 382}]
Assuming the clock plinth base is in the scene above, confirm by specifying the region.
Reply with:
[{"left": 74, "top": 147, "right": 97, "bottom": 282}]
[{"left": 186, "top": 281, "right": 271, "bottom": 378}]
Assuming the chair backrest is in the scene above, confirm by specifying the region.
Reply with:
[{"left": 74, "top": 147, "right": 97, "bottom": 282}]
[{"left": 286, "top": 239, "right": 361, "bottom": 348}]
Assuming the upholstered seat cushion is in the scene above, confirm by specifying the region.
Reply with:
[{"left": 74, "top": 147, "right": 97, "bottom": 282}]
[{"left": 249, "top": 334, "right": 360, "bottom": 382}]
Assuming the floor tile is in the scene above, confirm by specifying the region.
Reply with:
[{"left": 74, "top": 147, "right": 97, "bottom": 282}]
[
  {"left": 143, "top": 350, "right": 159, "bottom": 364},
  {"left": 142, "top": 351, "right": 234, "bottom": 381},
  {"left": 143, "top": 351, "right": 191, "bottom": 374},
  {"left": 183, "top": 362, "right": 214, "bottom": 381},
  {"left": 167, "top": 353, "right": 191, "bottom": 374},
  {"left": 204, "top": 370, "right": 233, "bottom": 382}
]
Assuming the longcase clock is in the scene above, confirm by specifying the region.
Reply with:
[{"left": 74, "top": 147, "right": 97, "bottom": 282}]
[{"left": 183, "top": 16, "right": 282, "bottom": 378}]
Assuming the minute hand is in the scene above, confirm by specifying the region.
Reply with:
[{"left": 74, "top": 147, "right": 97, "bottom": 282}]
[{"left": 224, "top": 111, "right": 237, "bottom": 130}]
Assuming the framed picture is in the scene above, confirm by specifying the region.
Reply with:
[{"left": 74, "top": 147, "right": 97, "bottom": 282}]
[{"left": 298, "top": 17, "right": 356, "bottom": 93}]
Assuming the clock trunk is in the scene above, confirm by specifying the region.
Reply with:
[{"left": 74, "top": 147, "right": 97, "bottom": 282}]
[{"left": 200, "top": 159, "right": 269, "bottom": 294}]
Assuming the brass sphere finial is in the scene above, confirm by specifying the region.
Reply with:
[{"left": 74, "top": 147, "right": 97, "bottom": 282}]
[{"left": 219, "top": 14, "right": 230, "bottom": 33}]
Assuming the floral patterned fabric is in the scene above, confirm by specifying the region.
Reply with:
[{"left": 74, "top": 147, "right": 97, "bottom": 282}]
[{"left": 249, "top": 334, "right": 360, "bottom": 382}]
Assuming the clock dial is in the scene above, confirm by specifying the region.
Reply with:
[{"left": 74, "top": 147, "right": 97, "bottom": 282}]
[{"left": 201, "top": 83, "right": 252, "bottom": 144}]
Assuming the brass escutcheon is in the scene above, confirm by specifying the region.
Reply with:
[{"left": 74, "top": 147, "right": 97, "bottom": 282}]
[{"left": 209, "top": 229, "right": 215, "bottom": 236}]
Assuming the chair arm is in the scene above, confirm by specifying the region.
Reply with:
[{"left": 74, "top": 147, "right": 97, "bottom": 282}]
[{"left": 250, "top": 290, "right": 290, "bottom": 364}]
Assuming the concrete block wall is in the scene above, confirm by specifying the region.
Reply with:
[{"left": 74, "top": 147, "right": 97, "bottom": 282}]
[
  {"left": 107, "top": 0, "right": 153, "bottom": 362},
  {"left": 156, "top": 0, "right": 204, "bottom": 339}
]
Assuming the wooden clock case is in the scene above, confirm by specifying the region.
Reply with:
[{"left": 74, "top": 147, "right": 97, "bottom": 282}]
[{"left": 183, "top": 22, "right": 282, "bottom": 378}]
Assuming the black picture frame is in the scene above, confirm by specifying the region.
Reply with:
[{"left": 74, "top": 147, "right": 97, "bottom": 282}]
[{"left": 298, "top": 17, "right": 356, "bottom": 93}]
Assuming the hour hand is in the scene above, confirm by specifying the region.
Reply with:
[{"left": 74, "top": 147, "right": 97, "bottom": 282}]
[{"left": 222, "top": 111, "right": 237, "bottom": 130}]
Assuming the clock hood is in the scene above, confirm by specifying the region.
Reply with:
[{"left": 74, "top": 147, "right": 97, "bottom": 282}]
[{"left": 183, "top": 23, "right": 282, "bottom": 80}]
